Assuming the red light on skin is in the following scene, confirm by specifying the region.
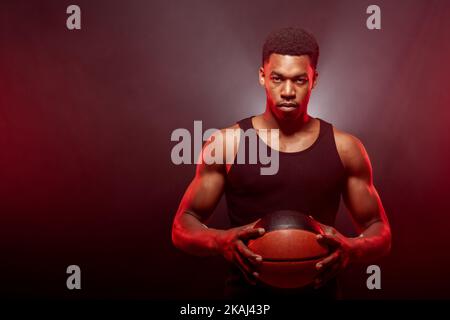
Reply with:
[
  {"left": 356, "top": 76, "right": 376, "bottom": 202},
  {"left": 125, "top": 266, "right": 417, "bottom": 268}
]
[{"left": 259, "top": 54, "right": 318, "bottom": 123}]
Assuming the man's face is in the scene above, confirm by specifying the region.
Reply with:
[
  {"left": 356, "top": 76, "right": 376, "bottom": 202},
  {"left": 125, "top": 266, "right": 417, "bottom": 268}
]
[{"left": 259, "top": 53, "right": 317, "bottom": 120}]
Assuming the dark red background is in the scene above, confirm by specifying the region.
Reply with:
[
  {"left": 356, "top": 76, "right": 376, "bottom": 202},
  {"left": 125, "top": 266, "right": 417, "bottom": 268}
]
[{"left": 1, "top": 0, "right": 449, "bottom": 299}]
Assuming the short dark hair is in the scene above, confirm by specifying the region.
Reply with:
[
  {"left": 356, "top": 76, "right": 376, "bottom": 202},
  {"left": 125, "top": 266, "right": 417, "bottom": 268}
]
[{"left": 262, "top": 27, "right": 319, "bottom": 69}]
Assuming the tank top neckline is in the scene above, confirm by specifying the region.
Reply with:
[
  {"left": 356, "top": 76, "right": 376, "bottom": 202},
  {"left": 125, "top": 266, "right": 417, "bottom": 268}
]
[{"left": 243, "top": 116, "right": 325, "bottom": 156}]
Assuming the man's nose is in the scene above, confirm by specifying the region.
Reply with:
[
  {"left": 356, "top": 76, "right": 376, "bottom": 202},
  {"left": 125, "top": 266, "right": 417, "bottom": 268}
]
[{"left": 280, "top": 80, "right": 296, "bottom": 99}]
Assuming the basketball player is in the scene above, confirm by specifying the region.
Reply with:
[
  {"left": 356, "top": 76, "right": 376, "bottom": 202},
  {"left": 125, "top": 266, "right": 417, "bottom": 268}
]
[{"left": 171, "top": 27, "right": 391, "bottom": 299}]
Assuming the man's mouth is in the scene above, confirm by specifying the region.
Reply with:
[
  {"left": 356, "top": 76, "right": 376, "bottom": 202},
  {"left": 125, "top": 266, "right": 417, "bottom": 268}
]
[{"left": 277, "top": 103, "right": 298, "bottom": 111}]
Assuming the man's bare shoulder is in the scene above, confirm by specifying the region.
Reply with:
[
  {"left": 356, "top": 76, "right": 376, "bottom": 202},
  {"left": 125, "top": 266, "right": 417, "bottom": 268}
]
[
  {"left": 219, "top": 123, "right": 241, "bottom": 134},
  {"left": 332, "top": 125, "right": 372, "bottom": 177},
  {"left": 200, "top": 123, "right": 240, "bottom": 170},
  {"left": 206, "top": 123, "right": 240, "bottom": 147},
  {"left": 332, "top": 126, "right": 363, "bottom": 155}
]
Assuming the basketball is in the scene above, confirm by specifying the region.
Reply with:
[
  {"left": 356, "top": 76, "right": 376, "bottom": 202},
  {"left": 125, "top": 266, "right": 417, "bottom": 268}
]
[{"left": 247, "top": 210, "right": 330, "bottom": 289}]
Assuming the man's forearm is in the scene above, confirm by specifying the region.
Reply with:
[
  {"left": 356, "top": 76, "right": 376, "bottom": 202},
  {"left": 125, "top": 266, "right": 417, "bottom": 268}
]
[
  {"left": 349, "top": 220, "right": 391, "bottom": 263},
  {"left": 172, "top": 211, "right": 224, "bottom": 257}
]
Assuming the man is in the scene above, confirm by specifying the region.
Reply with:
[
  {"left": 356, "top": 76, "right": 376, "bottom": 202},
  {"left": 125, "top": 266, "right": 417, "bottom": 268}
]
[{"left": 171, "top": 27, "right": 391, "bottom": 299}]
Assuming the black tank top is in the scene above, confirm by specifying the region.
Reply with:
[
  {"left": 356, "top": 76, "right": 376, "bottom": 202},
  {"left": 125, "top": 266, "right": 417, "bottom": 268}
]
[
  {"left": 224, "top": 116, "right": 346, "bottom": 227},
  {"left": 223, "top": 115, "right": 346, "bottom": 299}
]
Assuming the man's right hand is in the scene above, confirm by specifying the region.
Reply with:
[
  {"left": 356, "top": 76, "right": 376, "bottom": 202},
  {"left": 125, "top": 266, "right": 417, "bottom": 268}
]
[{"left": 216, "top": 220, "right": 266, "bottom": 285}]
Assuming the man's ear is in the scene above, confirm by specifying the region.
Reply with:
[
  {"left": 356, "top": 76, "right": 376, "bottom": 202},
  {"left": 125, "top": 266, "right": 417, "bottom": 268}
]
[
  {"left": 259, "top": 66, "right": 265, "bottom": 86},
  {"left": 312, "top": 71, "right": 318, "bottom": 89}
]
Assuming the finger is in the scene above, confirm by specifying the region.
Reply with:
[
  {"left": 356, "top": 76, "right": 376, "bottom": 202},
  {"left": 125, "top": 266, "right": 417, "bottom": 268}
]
[
  {"left": 316, "top": 250, "right": 341, "bottom": 271},
  {"left": 308, "top": 215, "right": 331, "bottom": 234},
  {"left": 314, "top": 262, "right": 342, "bottom": 289},
  {"left": 248, "top": 218, "right": 262, "bottom": 229},
  {"left": 236, "top": 263, "right": 257, "bottom": 286},
  {"left": 236, "top": 241, "right": 263, "bottom": 266},
  {"left": 234, "top": 251, "right": 258, "bottom": 285},
  {"left": 316, "top": 234, "right": 341, "bottom": 248},
  {"left": 321, "top": 225, "right": 336, "bottom": 235},
  {"left": 315, "top": 260, "right": 341, "bottom": 287},
  {"left": 237, "top": 227, "right": 265, "bottom": 240},
  {"left": 234, "top": 248, "right": 257, "bottom": 275}
]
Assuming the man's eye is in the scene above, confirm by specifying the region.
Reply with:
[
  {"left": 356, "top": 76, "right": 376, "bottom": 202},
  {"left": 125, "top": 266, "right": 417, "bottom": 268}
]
[
  {"left": 296, "top": 79, "right": 307, "bottom": 84},
  {"left": 271, "top": 77, "right": 281, "bottom": 82}
]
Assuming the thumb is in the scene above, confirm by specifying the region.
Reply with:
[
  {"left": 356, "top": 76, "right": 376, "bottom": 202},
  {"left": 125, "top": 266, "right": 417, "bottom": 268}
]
[
  {"left": 245, "top": 218, "right": 262, "bottom": 229},
  {"left": 316, "top": 233, "right": 341, "bottom": 249},
  {"left": 309, "top": 215, "right": 326, "bottom": 234},
  {"left": 238, "top": 226, "right": 265, "bottom": 240}
]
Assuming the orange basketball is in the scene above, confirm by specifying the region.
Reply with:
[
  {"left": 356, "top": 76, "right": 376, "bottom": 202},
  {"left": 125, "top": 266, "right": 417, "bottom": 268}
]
[{"left": 247, "top": 210, "right": 329, "bottom": 289}]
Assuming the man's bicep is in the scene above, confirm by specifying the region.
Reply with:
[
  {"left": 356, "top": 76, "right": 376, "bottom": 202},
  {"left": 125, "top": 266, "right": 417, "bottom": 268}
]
[
  {"left": 343, "top": 175, "right": 384, "bottom": 232},
  {"left": 341, "top": 137, "right": 385, "bottom": 232},
  {"left": 175, "top": 127, "right": 233, "bottom": 223},
  {"left": 177, "top": 162, "right": 226, "bottom": 224}
]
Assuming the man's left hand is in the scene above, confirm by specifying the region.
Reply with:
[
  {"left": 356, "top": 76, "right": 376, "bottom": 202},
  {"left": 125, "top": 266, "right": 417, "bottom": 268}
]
[{"left": 313, "top": 222, "right": 356, "bottom": 289}]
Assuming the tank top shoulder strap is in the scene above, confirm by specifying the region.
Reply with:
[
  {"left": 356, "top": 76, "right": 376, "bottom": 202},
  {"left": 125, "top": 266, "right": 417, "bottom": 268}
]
[
  {"left": 317, "top": 117, "right": 332, "bottom": 139},
  {"left": 316, "top": 118, "right": 341, "bottom": 164},
  {"left": 236, "top": 116, "right": 254, "bottom": 131}
]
